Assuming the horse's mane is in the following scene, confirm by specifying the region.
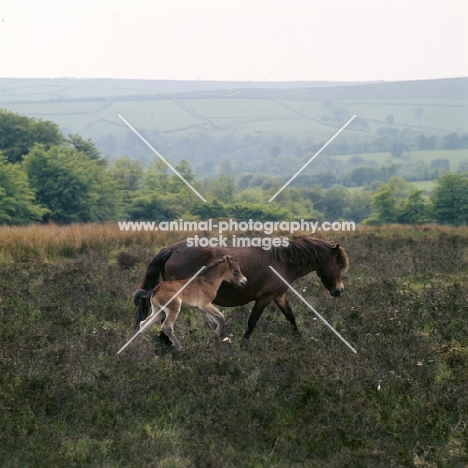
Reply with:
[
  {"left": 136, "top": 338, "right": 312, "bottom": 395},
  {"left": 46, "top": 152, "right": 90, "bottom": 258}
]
[{"left": 273, "top": 235, "right": 349, "bottom": 272}]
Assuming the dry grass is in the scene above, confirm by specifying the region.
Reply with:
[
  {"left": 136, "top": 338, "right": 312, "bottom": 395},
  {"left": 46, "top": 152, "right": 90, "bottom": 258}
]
[
  {"left": 0, "top": 223, "right": 178, "bottom": 262},
  {"left": 355, "top": 223, "right": 468, "bottom": 236},
  {"left": 1, "top": 222, "right": 468, "bottom": 263}
]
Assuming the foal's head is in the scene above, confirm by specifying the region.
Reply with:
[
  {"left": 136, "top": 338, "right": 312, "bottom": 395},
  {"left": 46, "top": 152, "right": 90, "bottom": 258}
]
[
  {"left": 316, "top": 244, "right": 349, "bottom": 297},
  {"left": 219, "top": 255, "right": 248, "bottom": 287}
]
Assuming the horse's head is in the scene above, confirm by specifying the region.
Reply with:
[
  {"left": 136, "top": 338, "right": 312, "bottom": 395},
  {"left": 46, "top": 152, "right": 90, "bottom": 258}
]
[
  {"left": 316, "top": 244, "right": 348, "bottom": 297},
  {"left": 223, "top": 255, "right": 248, "bottom": 287}
]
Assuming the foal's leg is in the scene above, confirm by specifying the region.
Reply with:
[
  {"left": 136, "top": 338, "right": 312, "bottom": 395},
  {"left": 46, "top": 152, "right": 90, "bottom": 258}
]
[
  {"left": 160, "top": 300, "right": 183, "bottom": 351},
  {"left": 198, "top": 303, "right": 226, "bottom": 335},
  {"left": 243, "top": 296, "right": 273, "bottom": 339},
  {"left": 138, "top": 299, "right": 173, "bottom": 345},
  {"left": 139, "top": 303, "right": 166, "bottom": 331},
  {"left": 273, "top": 293, "right": 299, "bottom": 333}
]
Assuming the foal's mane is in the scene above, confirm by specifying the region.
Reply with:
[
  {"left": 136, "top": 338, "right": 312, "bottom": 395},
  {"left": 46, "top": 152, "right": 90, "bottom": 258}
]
[
  {"left": 197, "top": 255, "right": 231, "bottom": 277},
  {"left": 273, "top": 235, "right": 349, "bottom": 272}
]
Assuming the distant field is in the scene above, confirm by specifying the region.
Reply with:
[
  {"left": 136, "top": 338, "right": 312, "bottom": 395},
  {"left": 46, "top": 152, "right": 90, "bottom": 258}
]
[
  {"left": 4, "top": 94, "right": 467, "bottom": 149},
  {"left": 108, "top": 100, "right": 202, "bottom": 131},
  {"left": 2, "top": 78, "right": 467, "bottom": 139},
  {"left": 2, "top": 100, "right": 109, "bottom": 116},
  {"left": 335, "top": 149, "right": 468, "bottom": 170},
  {"left": 409, "top": 149, "right": 468, "bottom": 170},
  {"left": 181, "top": 98, "right": 296, "bottom": 118},
  {"left": 1, "top": 77, "right": 467, "bottom": 179},
  {"left": 411, "top": 180, "right": 438, "bottom": 192}
]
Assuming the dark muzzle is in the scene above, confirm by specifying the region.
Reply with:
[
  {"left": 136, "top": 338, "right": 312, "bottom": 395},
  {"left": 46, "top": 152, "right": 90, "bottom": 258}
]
[{"left": 329, "top": 286, "right": 344, "bottom": 297}]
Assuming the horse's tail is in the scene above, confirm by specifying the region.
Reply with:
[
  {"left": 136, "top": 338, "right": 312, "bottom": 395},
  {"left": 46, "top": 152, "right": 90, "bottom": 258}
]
[{"left": 132, "top": 246, "right": 173, "bottom": 331}]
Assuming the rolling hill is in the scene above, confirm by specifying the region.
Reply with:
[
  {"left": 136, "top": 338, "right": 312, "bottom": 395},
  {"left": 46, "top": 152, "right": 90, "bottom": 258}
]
[{"left": 1, "top": 77, "right": 467, "bottom": 178}]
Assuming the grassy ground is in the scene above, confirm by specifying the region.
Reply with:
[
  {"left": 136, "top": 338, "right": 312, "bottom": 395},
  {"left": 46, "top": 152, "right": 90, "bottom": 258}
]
[{"left": 1, "top": 224, "right": 468, "bottom": 467}]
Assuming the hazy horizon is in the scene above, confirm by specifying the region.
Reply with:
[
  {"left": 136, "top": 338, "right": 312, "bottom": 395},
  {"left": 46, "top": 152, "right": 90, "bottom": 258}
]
[
  {"left": 1, "top": 76, "right": 466, "bottom": 84},
  {"left": 1, "top": 0, "right": 467, "bottom": 83}
]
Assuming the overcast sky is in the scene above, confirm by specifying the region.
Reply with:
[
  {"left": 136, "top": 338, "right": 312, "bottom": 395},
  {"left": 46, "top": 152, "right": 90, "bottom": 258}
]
[{"left": 1, "top": 0, "right": 467, "bottom": 82}]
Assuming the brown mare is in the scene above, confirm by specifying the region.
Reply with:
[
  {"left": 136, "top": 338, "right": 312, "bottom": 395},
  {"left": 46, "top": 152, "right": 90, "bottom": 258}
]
[
  {"left": 133, "top": 235, "right": 349, "bottom": 339},
  {"left": 134, "top": 255, "right": 247, "bottom": 350}
]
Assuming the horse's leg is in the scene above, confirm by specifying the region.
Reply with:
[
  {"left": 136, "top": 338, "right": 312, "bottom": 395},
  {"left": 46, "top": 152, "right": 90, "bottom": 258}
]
[
  {"left": 243, "top": 296, "right": 273, "bottom": 339},
  {"left": 198, "top": 303, "right": 225, "bottom": 335},
  {"left": 273, "top": 293, "right": 299, "bottom": 333},
  {"left": 160, "top": 300, "right": 183, "bottom": 351}
]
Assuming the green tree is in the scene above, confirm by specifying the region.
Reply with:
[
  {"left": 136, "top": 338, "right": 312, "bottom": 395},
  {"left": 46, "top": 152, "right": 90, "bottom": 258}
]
[
  {"left": 109, "top": 157, "right": 145, "bottom": 215},
  {"left": 315, "top": 185, "right": 348, "bottom": 220},
  {"left": 398, "top": 190, "right": 429, "bottom": 224},
  {"left": 144, "top": 159, "right": 169, "bottom": 191},
  {"left": 429, "top": 159, "right": 450, "bottom": 173},
  {"left": 441, "top": 132, "right": 461, "bottom": 150},
  {"left": 170, "top": 160, "right": 206, "bottom": 209},
  {"left": 431, "top": 173, "right": 468, "bottom": 225},
  {"left": 378, "top": 163, "right": 401, "bottom": 182},
  {"left": 390, "top": 140, "right": 405, "bottom": 157},
  {"left": 172, "top": 160, "right": 195, "bottom": 183},
  {"left": 417, "top": 134, "right": 437, "bottom": 150},
  {"left": 211, "top": 162, "right": 236, "bottom": 203},
  {"left": 457, "top": 159, "right": 468, "bottom": 174},
  {"left": 345, "top": 166, "right": 378, "bottom": 186},
  {"left": 67, "top": 134, "right": 107, "bottom": 165},
  {"left": 317, "top": 170, "right": 337, "bottom": 188},
  {"left": 126, "top": 159, "right": 206, "bottom": 221},
  {"left": 406, "top": 160, "right": 428, "bottom": 181},
  {"left": 364, "top": 178, "right": 414, "bottom": 225},
  {"left": 0, "top": 153, "right": 48, "bottom": 224},
  {"left": 0, "top": 109, "right": 62, "bottom": 163},
  {"left": 366, "top": 186, "right": 398, "bottom": 224},
  {"left": 344, "top": 188, "right": 372, "bottom": 223},
  {"left": 110, "top": 157, "right": 144, "bottom": 192},
  {"left": 274, "top": 187, "right": 322, "bottom": 219},
  {"left": 127, "top": 191, "right": 186, "bottom": 221},
  {"left": 193, "top": 201, "right": 290, "bottom": 221},
  {"left": 270, "top": 145, "right": 281, "bottom": 158},
  {"left": 23, "top": 144, "right": 122, "bottom": 224},
  {"left": 234, "top": 187, "right": 267, "bottom": 204}
]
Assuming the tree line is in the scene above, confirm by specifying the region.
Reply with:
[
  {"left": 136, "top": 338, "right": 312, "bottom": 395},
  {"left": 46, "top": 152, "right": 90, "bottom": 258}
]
[{"left": 1, "top": 108, "right": 467, "bottom": 226}]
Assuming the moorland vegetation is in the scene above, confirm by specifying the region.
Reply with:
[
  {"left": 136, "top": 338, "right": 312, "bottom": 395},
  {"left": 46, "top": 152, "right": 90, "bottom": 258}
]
[{"left": 0, "top": 224, "right": 467, "bottom": 466}]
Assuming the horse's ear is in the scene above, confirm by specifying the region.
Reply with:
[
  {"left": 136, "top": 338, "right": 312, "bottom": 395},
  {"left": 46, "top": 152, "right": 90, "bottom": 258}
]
[{"left": 334, "top": 244, "right": 341, "bottom": 253}]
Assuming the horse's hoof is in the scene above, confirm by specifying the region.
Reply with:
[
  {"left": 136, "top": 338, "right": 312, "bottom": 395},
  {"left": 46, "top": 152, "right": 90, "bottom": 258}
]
[
  {"left": 157, "top": 331, "right": 173, "bottom": 347},
  {"left": 240, "top": 338, "right": 251, "bottom": 350}
]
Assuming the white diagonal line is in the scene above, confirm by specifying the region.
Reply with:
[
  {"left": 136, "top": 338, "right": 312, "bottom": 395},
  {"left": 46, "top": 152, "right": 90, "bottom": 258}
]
[
  {"left": 268, "top": 115, "right": 356, "bottom": 202},
  {"left": 117, "top": 266, "right": 206, "bottom": 354},
  {"left": 118, "top": 114, "right": 207, "bottom": 203},
  {"left": 268, "top": 266, "right": 357, "bottom": 354}
]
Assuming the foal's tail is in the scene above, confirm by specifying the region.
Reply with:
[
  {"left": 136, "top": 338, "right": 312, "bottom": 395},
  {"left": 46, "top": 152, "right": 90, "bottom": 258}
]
[{"left": 132, "top": 246, "right": 173, "bottom": 331}]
